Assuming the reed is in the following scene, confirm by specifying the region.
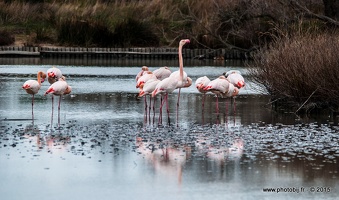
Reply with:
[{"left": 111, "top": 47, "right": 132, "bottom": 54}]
[{"left": 249, "top": 31, "right": 339, "bottom": 112}]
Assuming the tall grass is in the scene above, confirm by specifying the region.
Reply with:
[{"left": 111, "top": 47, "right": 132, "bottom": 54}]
[
  {"left": 249, "top": 31, "right": 339, "bottom": 111},
  {"left": 0, "top": 0, "right": 334, "bottom": 49}
]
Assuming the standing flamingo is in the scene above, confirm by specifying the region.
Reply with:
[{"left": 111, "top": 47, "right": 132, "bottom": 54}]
[
  {"left": 169, "top": 39, "right": 190, "bottom": 123},
  {"left": 195, "top": 76, "right": 211, "bottom": 111},
  {"left": 204, "top": 76, "right": 238, "bottom": 118},
  {"left": 223, "top": 70, "right": 245, "bottom": 116},
  {"left": 22, "top": 71, "right": 46, "bottom": 121},
  {"left": 138, "top": 77, "right": 160, "bottom": 124},
  {"left": 152, "top": 76, "right": 178, "bottom": 125},
  {"left": 47, "top": 66, "right": 63, "bottom": 124},
  {"left": 44, "top": 77, "right": 72, "bottom": 126}
]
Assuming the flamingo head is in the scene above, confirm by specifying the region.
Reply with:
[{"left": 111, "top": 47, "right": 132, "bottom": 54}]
[
  {"left": 179, "top": 39, "right": 190, "bottom": 47},
  {"left": 237, "top": 81, "right": 245, "bottom": 88}
]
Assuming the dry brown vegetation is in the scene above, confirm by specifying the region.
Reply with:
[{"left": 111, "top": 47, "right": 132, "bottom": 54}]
[
  {"left": 249, "top": 30, "right": 339, "bottom": 112},
  {"left": 0, "top": 0, "right": 334, "bottom": 49}
]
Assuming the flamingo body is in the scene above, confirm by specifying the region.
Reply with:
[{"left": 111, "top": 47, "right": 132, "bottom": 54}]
[
  {"left": 153, "top": 67, "right": 171, "bottom": 80},
  {"left": 135, "top": 66, "right": 149, "bottom": 82},
  {"left": 45, "top": 80, "right": 71, "bottom": 96},
  {"left": 23, "top": 80, "right": 42, "bottom": 95},
  {"left": 151, "top": 76, "right": 177, "bottom": 97},
  {"left": 224, "top": 70, "right": 245, "bottom": 88},
  {"left": 139, "top": 78, "right": 160, "bottom": 97},
  {"left": 136, "top": 71, "right": 156, "bottom": 89},
  {"left": 195, "top": 76, "right": 211, "bottom": 93}
]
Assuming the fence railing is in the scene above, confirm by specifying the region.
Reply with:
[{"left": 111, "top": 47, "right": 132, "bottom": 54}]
[{"left": 0, "top": 46, "right": 250, "bottom": 59}]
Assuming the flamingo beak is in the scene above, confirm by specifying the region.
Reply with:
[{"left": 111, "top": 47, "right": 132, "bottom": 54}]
[
  {"left": 22, "top": 84, "right": 29, "bottom": 89},
  {"left": 41, "top": 78, "right": 45, "bottom": 83}
]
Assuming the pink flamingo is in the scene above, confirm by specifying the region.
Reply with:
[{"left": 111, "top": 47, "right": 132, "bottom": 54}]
[
  {"left": 195, "top": 76, "right": 211, "bottom": 111},
  {"left": 224, "top": 70, "right": 245, "bottom": 89},
  {"left": 135, "top": 66, "right": 149, "bottom": 82},
  {"left": 153, "top": 66, "right": 171, "bottom": 80},
  {"left": 47, "top": 66, "right": 63, "bottom": 123},
  {"left": 136, "top": 71, "right": 156, "bottom": 89},
  {"left": 44, "top": 77, "right": 72, "bottom": 126},
  {"left": 169, "top": 39, "right": 190, "bottom": 122},
  {"left": 204, "top": 76, "right": 239, "bottom": 118},
  {"left": 138, "top": 78, "right": 161, "bottom": 124},
  {"left": 22, "top": 71, "right": 46, "bottom": 121},
  {"left": 152, "top": 76, "right": 178, "bottom": 125}
]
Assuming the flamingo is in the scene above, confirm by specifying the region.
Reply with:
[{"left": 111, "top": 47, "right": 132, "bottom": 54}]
[
  {"left": 22, "top": 71, "right": 46, "bottom": 121},
  {"left": 138, "top": 78, "right": 161, "bottom": 124},
  {"left": 135, "top": 66, "right": 149, "bottom": 82},
  {"left": 204, "top": 76, "right": 239, "bottom": 117},
  {"left": 152, "top": 76, "right": 178, "bottom": 124},
  {"left": 136, "top": 71, "right": 156, "bottom": 89},
  {"left": 47, "top": 66, "right": 63, "bottom": 123},
  {"left": 223, "top": 70, "right": 245, "bottom": 89},
  {"left": 153, "top": 66, "right": 171, "bottom": 80},
  {"left": 44, "top": 76, "right": 72, "bottom": 126},
  {"left": 169, "top": 39, "right": 190, "bottom": 123},
  {"left": 195, "top": 76, "right": 211, "bottom": 111}
]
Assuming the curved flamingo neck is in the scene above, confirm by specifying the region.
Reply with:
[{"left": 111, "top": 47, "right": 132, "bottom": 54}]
[{"left": 37, "top": 71, "right": 44, "bottom": 85}]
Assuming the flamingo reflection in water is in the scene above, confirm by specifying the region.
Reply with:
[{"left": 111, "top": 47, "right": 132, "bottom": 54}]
[
  {"left": 136, "top": 138, "right": 191, "bottom": 185},
  {"left": 195, "top": 136, "right": 244, "bottom": 162},
  {"left": 23, "top": 124, "right": 71, "bottom": 155}
]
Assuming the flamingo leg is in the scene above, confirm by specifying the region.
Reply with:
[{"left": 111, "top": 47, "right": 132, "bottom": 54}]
[
  {"left": 51, "top": 95, "right": 54, "bottom": 125},
  {"left": 144, "top": 96, "right": 148, "bottom": 120},
  {"left": 58, "top": 96, "right": 61, "bottom": 127},
  {"left": 31, "top": 94, "right": 34, "bottom": 123},
  {"left": 216, "top": 96, "right": 219, "bottom": 124},
  {"left": 202, "top": 93, "right": 206, "bottom": 112},
  {"left": 225, "top": 98, "right": 229, "bottom": 128},
  {"left": 153, "top": 97, "right": 156, "bottom": 124},
  {"left": 176, "top": 88, "right": 181, "bottom": 125},
  {"left": 159, "top": 95, "right": 166, "bottom": 125},
  {"left": 148, "top": 95, "right": 152, "bottom": 124},
  {"left": 233, "top": 97, "right": 237, "bottom": 126},
  {"left": 166, "top": 93, "right": 170, "bottom": 125}
]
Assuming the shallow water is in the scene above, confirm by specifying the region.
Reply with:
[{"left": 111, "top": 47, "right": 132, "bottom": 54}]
[{"left": 0, "top": 59, "right": 338, "bottom": 200}]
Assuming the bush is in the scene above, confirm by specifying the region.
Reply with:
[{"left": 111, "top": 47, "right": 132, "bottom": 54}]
[
  {"left": 0, "top": 30, "right": 15, "bottom": 45},
  {"left": 249, "top": 32, "right": 339, "bottom": 111}
]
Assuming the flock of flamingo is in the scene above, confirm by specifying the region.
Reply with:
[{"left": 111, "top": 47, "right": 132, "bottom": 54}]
[
  {"left": 22, "top": 66, "right": 71, "bottom": 124},
  {"left": 22, "top": 39, "right": 245, "bottom": 126}
]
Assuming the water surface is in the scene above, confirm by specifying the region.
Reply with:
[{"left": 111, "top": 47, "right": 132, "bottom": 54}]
[{"left": 0, "top": 59, "right": 338, "bottom": 200}]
